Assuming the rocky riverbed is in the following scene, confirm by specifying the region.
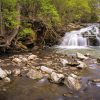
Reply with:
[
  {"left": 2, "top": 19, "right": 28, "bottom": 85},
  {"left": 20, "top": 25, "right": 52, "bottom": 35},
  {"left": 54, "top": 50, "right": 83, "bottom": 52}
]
[{"left": 0, "top": 48, "right": 100, "bottom": 100}]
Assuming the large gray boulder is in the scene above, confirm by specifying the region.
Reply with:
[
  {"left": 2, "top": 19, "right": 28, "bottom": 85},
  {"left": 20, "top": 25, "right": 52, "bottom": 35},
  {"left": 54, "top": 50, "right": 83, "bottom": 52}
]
[
  {"left": 64, "top": 74, "right": 81, "bottom": 90},
  {"left": 50, "top": 72, "right": 65, "bottom": 83}
]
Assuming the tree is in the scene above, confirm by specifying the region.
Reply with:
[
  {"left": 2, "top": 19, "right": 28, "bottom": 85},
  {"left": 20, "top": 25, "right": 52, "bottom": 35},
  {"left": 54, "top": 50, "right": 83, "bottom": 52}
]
[
  {"left": 88, "top": 0, "right": 100, "bottom": 22},
  {"left": 0, "top": 0, "right": 20, "bottom": 47}
]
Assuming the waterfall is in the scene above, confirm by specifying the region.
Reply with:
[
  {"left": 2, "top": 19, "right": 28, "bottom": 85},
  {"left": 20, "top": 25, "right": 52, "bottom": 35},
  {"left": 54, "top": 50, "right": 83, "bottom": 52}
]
[{"left": 59, "top": 24, "right": 100, "bottom": 48}]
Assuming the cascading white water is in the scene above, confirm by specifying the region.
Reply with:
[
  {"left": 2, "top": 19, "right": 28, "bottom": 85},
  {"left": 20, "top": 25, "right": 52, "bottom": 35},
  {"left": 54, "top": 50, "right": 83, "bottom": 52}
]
[{"left": 59, "top": 24, "right": 100, "bottom": 48}]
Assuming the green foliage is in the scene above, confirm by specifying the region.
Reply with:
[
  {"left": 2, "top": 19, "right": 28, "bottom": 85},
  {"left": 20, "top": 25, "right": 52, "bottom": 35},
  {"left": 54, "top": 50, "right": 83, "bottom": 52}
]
[
  {"left": 38, "top": 0, "right": 61, "bottom": 27},
  {"left": 88, "top": 0, "right": 100, "bottom": 22},
  {"left": 64, "top": 0, "right": 91, "bottom": 22},
  {"left": 2, "top": 0, "right": 17, "bottom": 9},
  {"left": 53, "top": 0, "right": 99, "bottom": 23},
  {"left": 3, "top": 9, "right": 19, "bottom": 28},
  {"left": 20, "top": 0, "right": 36, "bottom": 16},
  {"left": 19, "top": 28, "right": 36, "bottom": 40},
  {"left": 1, "top": 0, "right": 100, "bottom": 44},
  {"left": 1, "top": 0, "right": 99, "bottom": 29},
  {"left": 2, "top": 0, "right": 19, "bottom": 29}
]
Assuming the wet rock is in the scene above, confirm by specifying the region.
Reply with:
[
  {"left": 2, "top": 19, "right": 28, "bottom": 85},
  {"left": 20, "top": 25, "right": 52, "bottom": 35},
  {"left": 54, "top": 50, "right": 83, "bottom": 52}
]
[
  {"left": 69, "top": 67, "right": 77, "bottom": 70},
  {"left": 4, "top": 70, "right": 12, "bottom": 75},
  {"left": 63, "top": 92, "right": 73, "bottom": 97},
  {"left": 27, "top": 69, "right": 43, "bottom": 80},
  {"left": 90, "top": 78, "right": 100, "bottom": 83},
  {"left": 64, "top": 74, "right": 81, "bottom": 90},
  {"left": 38, "top": 76, "right": 49, "bottom": 84},
  {"left": 67, "top": 61, "right": 79, "bottom": 66},
  {"left": 50, "top": 72, "right": 64, "bottom": 83},
  {"left": 21, "top": 57, "right": 28, "bottom": 63},
  {"left": 97, "top": 58, "right": 100, "bottom": 63},
  {"left": 46, "top": 61, "right": 53, "bottom": 66},
  {"left": 3, "top": 77, "right": 11, "bottom": 83},
  {"left": 89, "top": 78, "right": 100, "bottom": 87},
  {"left": 76, "top": 52, "right": 88, "bottom": 60},
  {"left": 0, "top": 59, "right": 2, "bottom": 63},
  {"left": 77, "top": 61, "right": 87, "bottom": 69},
  {"left": 22, "top": 67, "right": 29, "bottom": 71},
  {"left": 41, "top": 66, "right": 54, "bottom": 74},
  {"left": 32, "top": 46, "right": 39, "bottom": 50},
  {"left": 60, "top": 58, "right": 68, "bottom": 66},
  {"left": 28, "top": 54, "right": 37, "bottom": 60},
  {"left": 12, "top": 69, "right": 21, "bottom": 76},
  {"left": 12, "top": 58, "right": 21, "bottom": 63},
  {"left": 93, "top": 59, "right": 98, "bottom": 63},
  {"left": 2, "top": 88, "right": 7, "bottom": 92},
  {"left": 85, "top": 53, "right": 90, "bottom": 57},
  {"left": 0, "top": 68, "right": 7, "bottom": 79}
]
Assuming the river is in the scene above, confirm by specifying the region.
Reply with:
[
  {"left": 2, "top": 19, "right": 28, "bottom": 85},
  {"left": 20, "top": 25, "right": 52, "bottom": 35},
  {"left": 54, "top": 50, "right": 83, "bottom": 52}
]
[
  {"left": 0, "top": 24, "right": 100, "bottom": 100},
  {"left": 0, "top": 47, "right": 100, "bottom": 100}
]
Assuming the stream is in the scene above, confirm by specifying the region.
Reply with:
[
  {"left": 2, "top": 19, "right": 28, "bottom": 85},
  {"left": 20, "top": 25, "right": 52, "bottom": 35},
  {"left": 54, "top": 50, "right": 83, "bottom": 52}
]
[
  {"left": 0, "top": 47, "right": 100, "bottom": 100},
  {"left": 0, "top": 24, "right": 100, "bottom": 100}
]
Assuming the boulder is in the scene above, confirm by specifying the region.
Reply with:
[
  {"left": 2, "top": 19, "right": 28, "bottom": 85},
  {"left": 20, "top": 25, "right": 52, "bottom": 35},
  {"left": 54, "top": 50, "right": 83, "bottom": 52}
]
[
  {"left": 76, "top": 52, "right": 88, "bottom": 60},
  {"left": 28, "top": 54, "right": 37, "bottom": 60},
  {"left": 41, "top": 66, "right": 54, "bottom": 74},
  {"left": 50, "top": 72, "right": 64, "bottom": 83},
  {"left": 60, "top": 58, "right": 68, "bottom": 66},
  {"left": 77, "top": 61, "right": 87, "bottom": 69},
  {"left": 27, "top": 69, "right": 43, "bottom": 80},
  {"left": 21, "top": 57, "right": 28, "bottom": 63},
  {"left": 12, "top": 58, "right": 21, "bottom": 63},
  {"left": 0, "top": 68, "right": 7, "bottom": 79},
  {"left": 46, "top": 61, "right": 53, "bottom": 66},
  {"left": 4, "top": 70, "right": 12, "bottom": 75},
  {"left": 3, "top": 77, "right": 11, "bottom": 83},
  {"left": 64, "top": 74, "right": 81, "bottom": 90},
  {"left": 12, "top": 69, "right": 21, "bottom": 76},
  {"left": 22, "top": 67, "right": 29, "bottom": 71}
]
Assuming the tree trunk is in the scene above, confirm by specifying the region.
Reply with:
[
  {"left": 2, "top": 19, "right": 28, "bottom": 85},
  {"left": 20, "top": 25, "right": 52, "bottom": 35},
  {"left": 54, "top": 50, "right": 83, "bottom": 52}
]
[
  {"left": 0, "top": 0, "right": 3, "bottom": 35},
  {"left": 6, "top": 2, "right": 20, "bottom": 47},
  {"left": 0, "top": 2, "right": 20, "bottom": 48}
]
